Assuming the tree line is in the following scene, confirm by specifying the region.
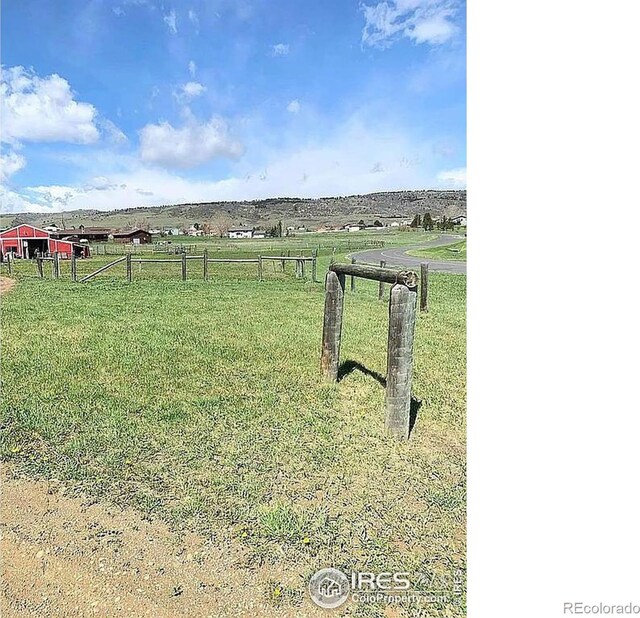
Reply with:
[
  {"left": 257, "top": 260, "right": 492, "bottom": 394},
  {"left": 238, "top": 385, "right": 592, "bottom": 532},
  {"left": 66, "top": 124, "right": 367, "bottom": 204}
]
[{"left": 409, "top": 213, "right": 457, "bottom": 231}]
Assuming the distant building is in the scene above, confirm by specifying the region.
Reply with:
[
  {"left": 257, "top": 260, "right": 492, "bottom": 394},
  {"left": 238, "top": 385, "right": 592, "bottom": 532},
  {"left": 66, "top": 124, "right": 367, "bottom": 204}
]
[
  {"left": 345, "top": 224, "right": 362, "bottom": 232},
  {"left": 252, "top": 230, "right": 266, "bottom": 239},
  {"left": 51, "top": 226, "right": 111, "bottom": 242},
  {"left": 451, "top": 215, "right": 467, "bottom": 226},
  {"left": 148, "top": 229, "right": 162, "bottom": 235},
  {"left": 112, "top": 229, "right": 152, "bottom": 244},
  {"left": 228, "top": 227, "right": 253, "bottom": 239}
]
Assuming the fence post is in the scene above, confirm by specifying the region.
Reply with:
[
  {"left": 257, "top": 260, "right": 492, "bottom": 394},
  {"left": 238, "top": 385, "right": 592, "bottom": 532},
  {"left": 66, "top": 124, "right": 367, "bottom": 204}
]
[
  {"left": 301, "top": 259, "right": 306, "bottom": 279},
  {"left": 258, "top": 256, "right": 263, "bottom": 281},
  {"left": 181, "top": 252, "right": 187, "bottom": 281},
  {"left": 203, "top": 249, "right": 208, "bottom": 280},
  {"left": 385, "top": 284, "right": 417, "bottom": 440},
  {"left": 280, "top": 251, "right": 285, "bottom": 271},
  {"left": 350, "top": 257, "right": 356, "bottom": 292},
  {"left": 54, "top": 252, "right": 60, "bottom": 279},
  {"left": 321, "top": 270, "right": 346, "bottom": 382},
  {"left": 37, "top": 256, "right": 43, "bottom": 278},
  {"left": 312, "top": 249, "right": 318, "bottom": 282},
  {"left": 126, "top": 253, "right": 132, "bottom": 282},
  {"left": 378, "top": 260, "right": 386, "bottom": 300},
  {"left": 71, "top": 252, "right": 77, "bottom": 282},
  {"left": 7, "top": 256, "right": 12, "bottom": 276},
  {"left": 420, "top": 263, "right": 429, "bottom": 312}
]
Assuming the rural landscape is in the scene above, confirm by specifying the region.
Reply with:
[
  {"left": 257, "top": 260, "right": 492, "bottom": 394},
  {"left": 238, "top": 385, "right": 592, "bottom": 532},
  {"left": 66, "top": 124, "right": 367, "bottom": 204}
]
[
  {"left": 1, "top": 0, "right": 466, "bottom": 615},
  {"left": 0, "top": 190, "right": 466, "bottom": 617}
]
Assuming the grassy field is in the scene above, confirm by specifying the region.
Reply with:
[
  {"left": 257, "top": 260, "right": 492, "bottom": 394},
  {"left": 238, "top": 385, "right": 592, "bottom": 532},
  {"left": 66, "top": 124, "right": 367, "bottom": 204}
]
[
  {"left": 407, "top": 240, "right": 467, "bottom": 262},
  {"left": 0, "top": 248, "right": 466, "bottom": 616}
]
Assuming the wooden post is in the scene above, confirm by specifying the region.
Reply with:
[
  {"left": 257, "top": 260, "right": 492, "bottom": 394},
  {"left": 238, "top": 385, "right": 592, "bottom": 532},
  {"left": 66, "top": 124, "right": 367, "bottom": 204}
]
[
  {"left": 321, "top": 271, "right": 346, "bottom": 382},
  {"left": 181, "top": 252, "right": 187, "bottom": 281},
  {"left": 126, "top": 253, "right": 132, "bottom": 282},
  {"left": 54, "top": 252, "right": 60, "bottom": 279},
  {"left": 203, "top": 249, "right": 208, "bottom": 280},
  {"left": 385, "top": 284, "right": 417, "bottom": 440},
  {"left": 258, "top": 256, "right": 263, "bottom": 281},
  {"left": 71, "top": 252, "right": 77, "bottom": 282},
  {"left": 280, "top": 252, "right": 285, "bottom": 271},
  {"left": 37, "top": 256, "right": 43, "bottom": 279},
  {"left": 6, "top": 256, "right": 12, "bottom": 276},
  {"left": 350, "top": 257, "right": 356, "bottom": 292},
  {"left": 420, "top": 263, "right": 429, "bottom": 312},
  {"left": 301, "top": 258, "right": 306, "bottom": 279},
  {"left": 312, "top": 249, "right": 318, "bottom": 282},
  {"left": 378, "top": 260, "right": 386, "bottom": 300}
]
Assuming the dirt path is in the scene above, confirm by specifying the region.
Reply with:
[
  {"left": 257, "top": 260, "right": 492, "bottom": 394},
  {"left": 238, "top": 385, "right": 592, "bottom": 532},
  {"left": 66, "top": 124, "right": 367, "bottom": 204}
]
[
  {"left": 0, "top": 470, "right": 326, "bottom": 617},
  {"left": 0, "top": 276, "right": 16, "bottom": 296}
]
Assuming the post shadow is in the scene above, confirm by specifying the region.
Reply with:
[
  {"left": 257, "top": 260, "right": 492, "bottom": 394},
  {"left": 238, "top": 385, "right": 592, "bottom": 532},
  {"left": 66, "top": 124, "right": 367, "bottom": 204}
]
[{"left": 337, "top": 360, "right": 422, "bottom": 435}]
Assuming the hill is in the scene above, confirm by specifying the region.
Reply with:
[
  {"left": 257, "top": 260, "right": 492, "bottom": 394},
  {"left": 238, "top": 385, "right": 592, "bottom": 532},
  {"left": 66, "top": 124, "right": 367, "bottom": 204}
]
[{"left": 1, "top": 189, "right": 466, "bottom": 230}]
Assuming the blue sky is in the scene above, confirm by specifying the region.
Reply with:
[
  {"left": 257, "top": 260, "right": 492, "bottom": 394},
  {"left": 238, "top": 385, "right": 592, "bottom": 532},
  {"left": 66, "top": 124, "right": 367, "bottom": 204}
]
[{"left": 1, "top": 0, "right": 466, "bottom": 213}]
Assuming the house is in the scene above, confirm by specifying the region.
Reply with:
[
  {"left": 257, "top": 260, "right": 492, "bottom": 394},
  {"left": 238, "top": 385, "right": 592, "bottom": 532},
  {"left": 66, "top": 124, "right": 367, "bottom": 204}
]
[
  {"left": 44, "top": 224, "right": 61, "bottom": 233},
  {"left": 227, "top": 227, "right": 253, "bottom": 239},
  {"left": 148, "top": 228, "right": 162, "bottom": 235},
  {"left": 0, "top": 224, "right": 90, "bottom": 259},
  {"left": 51, "top": 226, "right": 111, "bottom": 242},
  {"left": 451, "top": 215, "right": 467, "bottom": 226},
  {"left": 252, "top": 230, "right": 266, "bottom": 239},
  {"left": 112, "top": 229, "right": 152, "bottom": 244},
  {"left": 187, "top": 226, "right": 204, "bottom": 237},
  {"left": 345, "top": 224, "right": 362, "bottom": 232}
]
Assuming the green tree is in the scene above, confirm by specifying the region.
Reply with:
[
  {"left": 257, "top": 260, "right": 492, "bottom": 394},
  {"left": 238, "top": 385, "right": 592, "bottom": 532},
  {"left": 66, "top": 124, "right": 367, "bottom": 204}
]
[
  {"left": 410, "top": 214, "right": 421, "bottom": 228},
  {"left": 423, "top": 213, "right": 434, "bottom": 231}
]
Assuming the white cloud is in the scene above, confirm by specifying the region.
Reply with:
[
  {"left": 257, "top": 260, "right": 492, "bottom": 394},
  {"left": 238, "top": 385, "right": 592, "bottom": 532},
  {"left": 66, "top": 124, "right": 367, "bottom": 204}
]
[
  {"left": 361, "top": 0, "right": 458, "bottom": 48},
  {"left": 271, "top": 43, "right": 290, "bottom": 56},
  {"left": 437, "top": 167, "right": 466, "bottom": 187},
  {"left": 178, "top": 81, "right": 206, "bottom": 101},
  {"left": 188, "top": 60, "right": 197, "bottom": 77},
  {"left": 1, "top": 66, "right": 99, "bottom": 145},
  {"left": 286, "top": 99, "right": 301, "bottom": 113},
  {"left": 0, "top": 185, "right": 43, "bottom": 213},
  {"left": 163, "top": 9, "right": 177, "bottom": 34},
  {"left": 188, "top": 8, "right": 199, "bottom": 29},
  {"left": 139, "top": 117, "right": 244, "bottom": 169},
  {"left": 100, "top": 119, "right": 128, "bottom": 144},
  {"left": 3, "top": 117, "right": 456, "bottom": 213},
  {"left": 0, "top": 151, "right": 26, "bottom": 182}
]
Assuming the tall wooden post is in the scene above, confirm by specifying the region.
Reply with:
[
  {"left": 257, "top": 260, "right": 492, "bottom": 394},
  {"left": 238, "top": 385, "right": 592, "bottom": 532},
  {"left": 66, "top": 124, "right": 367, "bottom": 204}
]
[
  {"left": 6, "top": 256, "right": 12, "bottom": 276},
  {"left": 350, "top": 257, "right": 356, "bottom": 292},
  {"left": 301, "top": 259, "right": 306, "bottom": 279},
  {"left": 312, "top": 249, "right": 318, "bottom": 282},
  {"left": 181, "top": 252, "right": 187, "bottom": 281},
  {"left": 71, "top": 252, "right": 77, "bottom": 282},
  {"left": 321, "top": 271, "right": 346, "bottom": 382},
  {"left": 420, "top": 263, "right": 429, "bottom": 312},
  {"left": 37, "top": 256, "right": 43, "bottom": 279},
  {"left": 258, "top": 256, "right": 263, "bottom": 281},
  {"left": 280, "top": 252, "right": 285, "bottom": 271},
  {"left": 54, "top": 252, "right": 60, "bottom": 279},
  {"left": 203, "top": 249, "right": 208, "bottom": 280},
  {"left": 385, "top": 284, "right": 417, "bottom": 440},
  {"left": 126, "top": 253, "right": 132, "bottom": 282},
  {"left": 378, "top": 260, "right": 386, "bottom": 300}
]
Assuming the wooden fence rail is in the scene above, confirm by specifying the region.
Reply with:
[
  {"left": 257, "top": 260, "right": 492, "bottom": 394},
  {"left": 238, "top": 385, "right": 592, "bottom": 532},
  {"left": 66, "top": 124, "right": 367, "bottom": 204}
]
[{"left": 78, "top": 256, "right": 127, "bottom": 283}]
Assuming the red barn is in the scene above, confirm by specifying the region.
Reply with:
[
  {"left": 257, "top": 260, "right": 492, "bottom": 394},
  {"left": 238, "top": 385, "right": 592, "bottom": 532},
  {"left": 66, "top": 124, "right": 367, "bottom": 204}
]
[{"left": 0, "top": 224, "right": 90, "bottom": 260}]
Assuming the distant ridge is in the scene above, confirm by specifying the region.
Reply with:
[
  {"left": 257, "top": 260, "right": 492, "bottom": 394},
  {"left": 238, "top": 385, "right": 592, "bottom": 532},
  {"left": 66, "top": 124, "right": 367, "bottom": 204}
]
[{"left": 1, "top": 189, "right": 466, "bottom": 230}]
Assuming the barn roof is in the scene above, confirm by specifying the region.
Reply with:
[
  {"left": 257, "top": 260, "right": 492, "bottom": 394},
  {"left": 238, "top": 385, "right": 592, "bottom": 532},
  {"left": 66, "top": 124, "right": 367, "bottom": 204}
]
[{"left": 112, "top": 228, "right": 151, "bottom": 237}]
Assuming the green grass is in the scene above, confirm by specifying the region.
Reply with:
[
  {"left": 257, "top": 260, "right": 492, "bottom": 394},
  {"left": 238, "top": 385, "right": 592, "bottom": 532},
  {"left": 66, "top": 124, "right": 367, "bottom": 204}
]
[
  {"left": 407, "top": 240, "right": 467, "bottom": 262},
  {"left": 0, "top": 256, "right": 466, "bottom": 616}
]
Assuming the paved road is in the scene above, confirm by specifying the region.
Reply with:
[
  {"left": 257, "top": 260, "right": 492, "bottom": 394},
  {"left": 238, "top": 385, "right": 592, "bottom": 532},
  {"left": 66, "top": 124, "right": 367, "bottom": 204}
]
[{"left": 349, "top": 234, "right": 467, "bottom": 274}]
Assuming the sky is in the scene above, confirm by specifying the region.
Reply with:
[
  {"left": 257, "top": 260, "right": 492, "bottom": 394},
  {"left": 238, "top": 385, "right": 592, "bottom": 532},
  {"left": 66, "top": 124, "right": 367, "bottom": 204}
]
[{"left": 0, "top": 0, "right": 466, "bottom": 214}]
